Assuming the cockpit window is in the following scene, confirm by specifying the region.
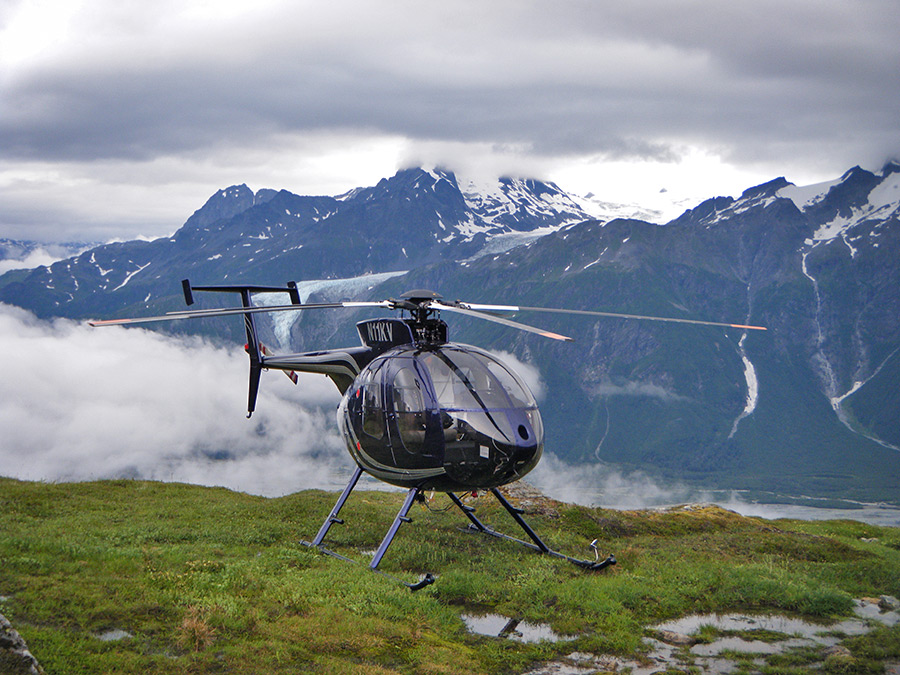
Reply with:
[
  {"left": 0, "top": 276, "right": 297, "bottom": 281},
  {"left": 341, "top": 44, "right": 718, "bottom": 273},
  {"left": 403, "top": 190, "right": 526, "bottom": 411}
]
[
  {"left": 415, "top": 347, "right": 540, "bottom": 447},
  {"left": 419, "top": 349, "right": 536, "bottom": 412},
  {"left": 392, "top": 364, "right": 426, "bottom": 452},
  {"left": 393, "top": 365, "right": 424, "bottom": 411},
  {"left": 484, "top": 359, "right": 536, "bottom": 408},
  {"left": 361, "top": 383, "right": 384, "bottom": 439}
]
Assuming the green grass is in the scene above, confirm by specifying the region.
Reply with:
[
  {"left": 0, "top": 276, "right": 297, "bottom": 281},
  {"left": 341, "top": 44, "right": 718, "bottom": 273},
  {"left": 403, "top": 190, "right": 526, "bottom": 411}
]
[{"left": 1, "top": 477, "right": 899, "bottom": 674}]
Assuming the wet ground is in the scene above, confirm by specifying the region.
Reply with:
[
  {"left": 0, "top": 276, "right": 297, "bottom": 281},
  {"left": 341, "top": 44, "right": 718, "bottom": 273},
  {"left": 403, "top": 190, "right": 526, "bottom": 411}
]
[
  {"left": 463, "top": 597, "right": 900, "bottom": 674},
  {"left": 461, "top": 613, "right": 569, "bottom": 644}
]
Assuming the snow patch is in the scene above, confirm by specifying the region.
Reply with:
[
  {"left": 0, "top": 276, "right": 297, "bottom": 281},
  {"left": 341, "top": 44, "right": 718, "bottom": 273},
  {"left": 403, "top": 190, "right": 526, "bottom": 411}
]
[
  {"left": 788, "top": 170, "right": 900, "bottom": 246},
  {"left": 112, "top": 262, "right": 150, "bottom": 292},
  {"left": 868, "top": 171, "right": 900, "bottom": 210},
  {"left": 778, "top": 178, "right": 839, "bottom": 210},
  {"left": 728, "top": 333, "right": 759, "bottom": 438}
]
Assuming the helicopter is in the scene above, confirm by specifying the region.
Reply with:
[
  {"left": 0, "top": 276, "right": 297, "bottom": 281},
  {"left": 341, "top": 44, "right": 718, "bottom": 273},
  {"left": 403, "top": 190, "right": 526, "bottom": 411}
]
[{"left": 91, "top": 280, "right": 766, "bottom": 590}]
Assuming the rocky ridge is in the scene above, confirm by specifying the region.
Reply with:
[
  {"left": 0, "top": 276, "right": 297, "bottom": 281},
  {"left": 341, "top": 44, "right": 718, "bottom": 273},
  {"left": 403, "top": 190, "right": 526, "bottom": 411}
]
[{"left": 0, "top": 613, "right": 44, "bottom": 675}]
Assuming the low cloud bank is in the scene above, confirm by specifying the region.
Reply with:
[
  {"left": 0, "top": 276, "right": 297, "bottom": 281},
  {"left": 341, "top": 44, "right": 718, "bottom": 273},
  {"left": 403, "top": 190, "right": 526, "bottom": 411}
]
[
  {"left": 529, "top": 454, "right": 900, "bottom": 527},
  {"left": 0, "top": 304, "right": 348, "bottom": 496},
  {"left": 530, "top": 453, "right": 707, "bottom": 510},
  {"left": 594, "top": 380, "right": 689, "bottom": 402},
  {"left": 0, "top": 243, "right": 90, "bottom": 275}
]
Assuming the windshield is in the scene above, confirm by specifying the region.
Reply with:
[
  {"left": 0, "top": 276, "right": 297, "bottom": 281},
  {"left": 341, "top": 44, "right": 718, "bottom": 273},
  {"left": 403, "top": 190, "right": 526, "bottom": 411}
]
[
  {"left": 415, "top": 346, "right": 540, "bottom": 445},
  {"left": 419, "top": 348, "right": 536, "bottom": 411}
]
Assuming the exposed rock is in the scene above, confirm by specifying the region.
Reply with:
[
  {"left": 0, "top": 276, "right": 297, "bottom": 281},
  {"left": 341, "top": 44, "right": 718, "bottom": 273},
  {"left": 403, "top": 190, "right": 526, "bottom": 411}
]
[
  {"left": 523, "top": 651, "right": 624, "bottom": 674},
  {"left": 523, "top": 664, "right": 595, "bottom": 675},
  {"left": 824, "top": 645, "right": 852, "bottom": 658},
  {"left": 823, "top": 644, "right": 855, "bottom": 667},
  {"left": 497, "top": 481, "right": 560, "bottom": 517},
  {"left": 654, "top": 629, "right": 698, "bottom": 646},
  {"left": 566, "top": 651, "right": 622, "bottom": 670},
  {"left": 566, "top": 652, "right": 595, "bottom": 662},
  {"left": 0, "top": 613, "right": 44, "bottom": 675},
  {"left": 861, "top": 595, "right": 900, "bottom": 612},
  {"left": 584, "top": 655, "right": 622, "bottom": 671},
  {"left": 880, "top": 595, "right": 900, "bottom": 611}
]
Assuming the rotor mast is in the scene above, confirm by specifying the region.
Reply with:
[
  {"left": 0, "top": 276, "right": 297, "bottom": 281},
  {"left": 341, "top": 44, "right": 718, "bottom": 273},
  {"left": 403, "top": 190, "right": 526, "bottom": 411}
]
[{"left": 393, "top": 289, "right": 448, "bottom": 345}]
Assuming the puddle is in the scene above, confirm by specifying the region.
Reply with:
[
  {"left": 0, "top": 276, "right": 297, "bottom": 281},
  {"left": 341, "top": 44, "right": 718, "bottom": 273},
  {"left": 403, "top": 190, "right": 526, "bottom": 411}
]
[
  {"left": 96, "top": 629, "right": 133, "bottom": 642},
  {"left": 461, "top": 613, "right": 571, "bottom": 643},
  {"left": 692, "top": 635, "right": 814, "bottom": 656},
  {"left": 653, "top": 597, "right": 899, "bottom": 658},
  {"left": 522, "top": 598, "right": 900, "bottom": 675},
  {"left": 654, "top": 611, "right": 844, "bottom": 655},
  {"left": 643, "top": 599, "right": 900, "bottom": 671}
]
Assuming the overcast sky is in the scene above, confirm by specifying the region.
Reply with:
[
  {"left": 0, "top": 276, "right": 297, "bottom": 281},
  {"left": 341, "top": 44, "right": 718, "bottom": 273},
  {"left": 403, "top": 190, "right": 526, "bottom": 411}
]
[{"left": 2, "top": 0, "right": 899, "bottom": 243}]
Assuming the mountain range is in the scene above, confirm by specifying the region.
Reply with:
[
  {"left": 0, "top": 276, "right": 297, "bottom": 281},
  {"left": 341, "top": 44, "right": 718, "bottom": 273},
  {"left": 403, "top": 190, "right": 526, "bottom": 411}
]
[{"left": 2, "top": 165, "right": 898, "bottom": 503}]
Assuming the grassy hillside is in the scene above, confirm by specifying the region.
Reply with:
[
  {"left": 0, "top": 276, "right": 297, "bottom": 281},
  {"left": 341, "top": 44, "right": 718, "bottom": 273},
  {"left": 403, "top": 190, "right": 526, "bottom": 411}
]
[{"left": 1, "top": 477, "right": 899, "bottom": 674}]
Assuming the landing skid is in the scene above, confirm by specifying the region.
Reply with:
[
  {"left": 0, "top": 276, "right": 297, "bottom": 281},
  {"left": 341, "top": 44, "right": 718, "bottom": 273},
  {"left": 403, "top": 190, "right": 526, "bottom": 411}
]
[
  {"left": 448, "top": 489, "right": 616, "bottom": 571},
  {"left": 299, "top": 466, "right": 436, "bottom": 591},
  {"left": 300, "top": 469, "right": 614, "bottom": 591}
]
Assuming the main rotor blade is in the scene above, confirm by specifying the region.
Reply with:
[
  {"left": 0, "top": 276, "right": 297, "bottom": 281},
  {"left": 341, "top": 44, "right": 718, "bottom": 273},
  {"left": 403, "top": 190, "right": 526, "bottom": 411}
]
[
  {"left": 433, "top": 302, "right": 573, "bottom": 341},
  {"left": 88, "top": 300, "right": 391, "bottom": 327},
  {"left": 451, "top": 302, "right": 767, "bottom": 331}
]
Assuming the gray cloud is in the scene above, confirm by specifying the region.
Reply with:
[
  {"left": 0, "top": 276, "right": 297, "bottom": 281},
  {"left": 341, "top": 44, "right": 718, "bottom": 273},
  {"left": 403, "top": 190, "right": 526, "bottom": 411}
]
[
  {"left": 1, "top": 0, "right": 899, "bottom": 241},
  {"left": 489, "top": 350, "right": 546, "bottom": 402}
]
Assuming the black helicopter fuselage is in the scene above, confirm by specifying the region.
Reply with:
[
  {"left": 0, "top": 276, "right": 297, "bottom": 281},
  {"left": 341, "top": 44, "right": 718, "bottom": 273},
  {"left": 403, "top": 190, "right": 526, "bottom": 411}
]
[
  {"left": 253, "top": 310, "right": 545, "bottom": 491},
  {"left": 339, "top": 339, "right": 543, "bottom": 491}
]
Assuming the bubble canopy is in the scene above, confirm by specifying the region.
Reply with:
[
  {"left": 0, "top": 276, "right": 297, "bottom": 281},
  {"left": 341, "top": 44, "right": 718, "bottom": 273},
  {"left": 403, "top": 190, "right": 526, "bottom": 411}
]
[{"left": 339, "top": 343, "right": 544, "bottom": 491}]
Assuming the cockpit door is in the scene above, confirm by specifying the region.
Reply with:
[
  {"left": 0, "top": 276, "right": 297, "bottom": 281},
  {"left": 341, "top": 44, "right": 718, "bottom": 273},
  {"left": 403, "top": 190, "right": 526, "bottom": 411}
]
[{"left": 390, "top": 363, "right": 429, "bottom": 455}]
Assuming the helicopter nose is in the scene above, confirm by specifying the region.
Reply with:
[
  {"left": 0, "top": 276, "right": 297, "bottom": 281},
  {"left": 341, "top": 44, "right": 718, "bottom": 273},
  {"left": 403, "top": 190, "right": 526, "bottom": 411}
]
[
  {"left": 488, "top": 436, "right": 542, "bottom": 486},
  {"left": 512, "top": 440, "right": 542, "bottom": 477}
]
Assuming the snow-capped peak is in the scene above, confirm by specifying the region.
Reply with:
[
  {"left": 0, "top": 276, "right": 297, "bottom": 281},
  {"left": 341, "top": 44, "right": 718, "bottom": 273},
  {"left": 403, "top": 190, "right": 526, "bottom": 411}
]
[
  {"left": 778, "top": 164, "right": 900, "bottom": 245},
  {"left": 777, "top": 178, "right": 840, "bottom": 211}
]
